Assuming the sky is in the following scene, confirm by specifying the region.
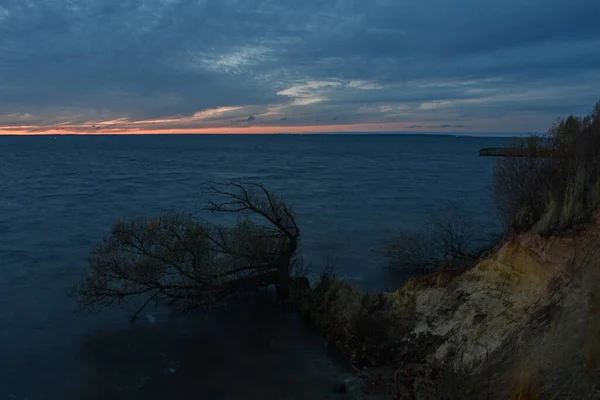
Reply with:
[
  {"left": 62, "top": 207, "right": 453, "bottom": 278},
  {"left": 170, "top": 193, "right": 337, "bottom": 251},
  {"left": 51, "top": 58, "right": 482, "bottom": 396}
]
[{"left": 0, "top": 0, "right": 599, "bottom": 135}]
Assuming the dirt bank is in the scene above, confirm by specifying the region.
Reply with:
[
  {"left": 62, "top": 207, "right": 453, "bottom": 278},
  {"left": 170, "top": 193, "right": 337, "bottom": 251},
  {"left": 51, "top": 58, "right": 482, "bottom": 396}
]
[{"left": 294, "top": 223, "right": 600, "bottom": 399}]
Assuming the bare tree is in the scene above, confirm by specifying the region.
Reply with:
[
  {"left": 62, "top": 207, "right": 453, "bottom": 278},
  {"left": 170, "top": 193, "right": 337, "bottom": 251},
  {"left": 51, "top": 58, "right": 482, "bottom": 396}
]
[
  {"left": 72, "top": 181, "right": 300, "bottom": 320},
  {"left": 494, "top": 102, "right": 600, "bottom": 236},
  {"left": 387, "top": 203, "right": 490, "bottom": 274},
  {"left": 202, "top": 181, "right": 300, "bottom": 301}
]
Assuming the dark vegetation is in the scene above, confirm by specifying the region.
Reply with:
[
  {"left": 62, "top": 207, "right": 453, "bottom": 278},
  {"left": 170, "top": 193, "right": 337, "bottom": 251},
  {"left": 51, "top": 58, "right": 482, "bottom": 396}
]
[
  {"left": 73, "top": 181, "right": 303, "bottom": 321},
  {"left": 291, "top": 266, "right": 413, "bottom": 369},
  {"left": 386, "top": 203, "right": 498, "bottom": 275},
  {"left": 494, "top": 102, "right": 600, "bottom": 236},
  {"left": 386, "top": 101, "right": 600, "bottom": 279}
]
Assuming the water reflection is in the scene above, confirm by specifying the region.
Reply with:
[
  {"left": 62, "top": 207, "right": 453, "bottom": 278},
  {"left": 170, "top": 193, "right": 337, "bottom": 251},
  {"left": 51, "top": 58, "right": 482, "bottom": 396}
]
[{"left": 70, "top": 294, "right": 362, "bottom": 400}]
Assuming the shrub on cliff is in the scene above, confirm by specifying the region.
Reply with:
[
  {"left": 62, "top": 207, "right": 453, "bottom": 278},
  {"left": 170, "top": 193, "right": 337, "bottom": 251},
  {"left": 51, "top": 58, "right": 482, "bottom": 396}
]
[
  {"left": 387, "top": 202, "right": 496, "bottom": 274},
  {"left": 291, "top": 270, "right": 411, "bottom": 368},
  {"left": 72, "top": 181, "right": 301, "bottom": 320},
  {"left": 494, "top": 101, "right": 600, "bottom": 236}
]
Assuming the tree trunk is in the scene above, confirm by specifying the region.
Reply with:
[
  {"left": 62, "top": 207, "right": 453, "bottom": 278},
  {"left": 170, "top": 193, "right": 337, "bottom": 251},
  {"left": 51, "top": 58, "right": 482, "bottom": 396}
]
[
  {"left": 274, "top": 239, "right": 297, "bottom": 302},
  {"left": 275, "top": 272, "right": 290, "bottom": 301}
]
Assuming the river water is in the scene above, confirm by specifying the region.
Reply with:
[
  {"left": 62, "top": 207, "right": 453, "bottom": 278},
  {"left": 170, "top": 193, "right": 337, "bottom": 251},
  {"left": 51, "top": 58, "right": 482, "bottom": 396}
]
[{"left": 0, "top": 134, "right": 507, "bottom": 399}]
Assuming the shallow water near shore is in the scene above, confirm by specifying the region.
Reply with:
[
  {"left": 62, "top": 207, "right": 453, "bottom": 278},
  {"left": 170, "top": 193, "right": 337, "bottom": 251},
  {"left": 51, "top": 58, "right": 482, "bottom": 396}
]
[{"left": 0, "top": 134, "right": 507, "bottom": 399}]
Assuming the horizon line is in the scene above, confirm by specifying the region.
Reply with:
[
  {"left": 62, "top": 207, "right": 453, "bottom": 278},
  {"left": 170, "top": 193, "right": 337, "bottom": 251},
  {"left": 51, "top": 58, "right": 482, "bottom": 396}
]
[
  {"left": 0, "top": 120, "right": 546, "bottom": 136},
  {"left": 0, "top": 131, "right": 540, "bottom": 138}
]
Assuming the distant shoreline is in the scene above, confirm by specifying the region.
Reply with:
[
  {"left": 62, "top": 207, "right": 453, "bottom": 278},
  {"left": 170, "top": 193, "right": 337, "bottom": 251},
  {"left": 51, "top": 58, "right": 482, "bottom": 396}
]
[{"left": 0, "top": 132, "right": 534, "bottom": 138}]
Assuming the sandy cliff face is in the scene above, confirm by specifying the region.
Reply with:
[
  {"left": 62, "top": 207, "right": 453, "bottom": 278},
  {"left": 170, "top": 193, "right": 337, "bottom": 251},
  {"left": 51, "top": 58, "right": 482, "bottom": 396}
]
[
  {"left": 380, "top": 225, "right": 595, "bottom": 369},
  {"left": 408, "top": 232, "right": 577, "bottom": 369},
  {"left": 294, "top": 224, "right": 600, "bottom": 398},
  {"left": 396, "top": 231, "right": 582, "bottom": 366},
  {"left": 375, "top": 225, "right": 600, "bottom": 398}
]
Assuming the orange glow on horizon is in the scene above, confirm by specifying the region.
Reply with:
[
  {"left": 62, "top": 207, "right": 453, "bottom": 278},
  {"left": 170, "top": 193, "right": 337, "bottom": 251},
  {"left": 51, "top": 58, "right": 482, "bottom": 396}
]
[{"left": 0, "top": 121, "right": 484, "bottom": 135}]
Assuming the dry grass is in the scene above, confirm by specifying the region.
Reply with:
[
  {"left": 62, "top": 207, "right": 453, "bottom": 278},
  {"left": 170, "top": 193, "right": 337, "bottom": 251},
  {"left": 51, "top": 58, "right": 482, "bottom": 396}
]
[
  {"left": 290, "top": 270, "right": 417, "bottom": 369},
  {"left": 494, "top": 102, "right": 600, "bottom": 237},
  {"left": 401, "top": 267, "right": 470, "bottom": 291},
  {"left": 510, "top": 382, "right": 542, "bottom": 400},
  {"left": 510, "top": 236, "right": 600, "bottom": 399},
  {"left": 534, "top": 168, "right": 600, "bottom": 236}
]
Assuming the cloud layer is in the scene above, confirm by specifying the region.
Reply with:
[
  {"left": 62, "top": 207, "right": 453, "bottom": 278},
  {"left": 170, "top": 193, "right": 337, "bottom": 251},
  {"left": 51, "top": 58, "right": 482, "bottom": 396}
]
[{"left": 1, "top": 0, "right": 599, "bottom": 133}]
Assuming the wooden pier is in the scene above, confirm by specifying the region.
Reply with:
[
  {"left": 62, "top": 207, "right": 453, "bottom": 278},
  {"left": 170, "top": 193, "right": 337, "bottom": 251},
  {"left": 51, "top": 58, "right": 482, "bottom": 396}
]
[{"left": 478, "top": 147, "right": 556, "bottom": 157}]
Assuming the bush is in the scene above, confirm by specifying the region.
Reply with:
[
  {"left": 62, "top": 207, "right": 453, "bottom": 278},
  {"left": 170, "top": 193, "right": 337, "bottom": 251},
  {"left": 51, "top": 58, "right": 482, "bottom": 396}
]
[
  {"left": 387, "top": 202, "right": 496, "bottom": 274},
  {"left": 291, "top": 267, "right": 413, "bottom": 368},
  {"left": 72, "top": 181, "right": 301, "bottom": 320},
  {"left": 494, "top": 101, "right": 600, "bottom": 236}
]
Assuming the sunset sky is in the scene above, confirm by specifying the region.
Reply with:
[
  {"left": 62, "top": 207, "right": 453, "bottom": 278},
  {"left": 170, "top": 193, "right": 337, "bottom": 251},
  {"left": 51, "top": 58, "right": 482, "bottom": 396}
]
[{"left": 1, "top": 0, "right": 599, "bottom": 135}]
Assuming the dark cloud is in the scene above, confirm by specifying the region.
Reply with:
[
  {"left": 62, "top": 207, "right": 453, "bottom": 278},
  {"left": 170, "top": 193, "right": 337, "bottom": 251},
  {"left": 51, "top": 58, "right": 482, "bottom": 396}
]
[
  {"left": 416, "top": 124, "right": 472, "bottom": 129},
  {"left": 0, "top": 0, "right": 599, "bottom": 132}
]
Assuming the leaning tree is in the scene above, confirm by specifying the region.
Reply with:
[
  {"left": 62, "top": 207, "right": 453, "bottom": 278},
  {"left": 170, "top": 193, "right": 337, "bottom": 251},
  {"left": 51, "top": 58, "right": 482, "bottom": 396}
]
[{"left": 73, "top": 181, "right": 301, "bottom": 320}]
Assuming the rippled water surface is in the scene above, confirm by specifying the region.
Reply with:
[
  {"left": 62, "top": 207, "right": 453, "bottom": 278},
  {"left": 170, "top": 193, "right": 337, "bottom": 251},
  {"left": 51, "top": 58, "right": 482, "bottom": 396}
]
[{"left": 0, "top": 134, "right": 507, "bottom": 399}]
